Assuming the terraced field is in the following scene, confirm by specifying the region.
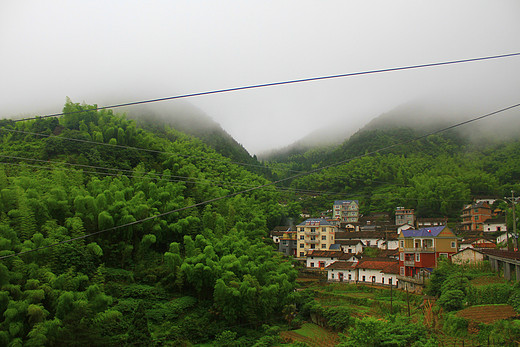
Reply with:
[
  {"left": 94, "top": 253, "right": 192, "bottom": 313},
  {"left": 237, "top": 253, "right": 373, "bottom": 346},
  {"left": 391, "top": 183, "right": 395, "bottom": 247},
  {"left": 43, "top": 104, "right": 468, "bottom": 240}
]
[
  {"left": 456, "top": 304, "right": 518, "bottom": 324},
  {"left": 280, "top": 323, "right": 338, "bottom": 347}
]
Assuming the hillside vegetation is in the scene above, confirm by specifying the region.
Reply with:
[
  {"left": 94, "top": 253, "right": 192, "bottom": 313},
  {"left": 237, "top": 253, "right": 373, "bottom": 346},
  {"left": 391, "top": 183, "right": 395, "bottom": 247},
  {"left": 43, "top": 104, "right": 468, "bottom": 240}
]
[
  {"left": 0, "top": 101, "right": 299, "bottom": 345},
  {"left": 268, "top": 126, "right": 520, "bottom": 222}
]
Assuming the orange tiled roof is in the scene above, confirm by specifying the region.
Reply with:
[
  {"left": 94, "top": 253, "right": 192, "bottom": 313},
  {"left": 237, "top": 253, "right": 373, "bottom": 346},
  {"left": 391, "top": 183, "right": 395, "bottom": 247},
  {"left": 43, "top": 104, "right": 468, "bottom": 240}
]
[
  {"left": 326, "top": 261, "right": 357, "bottom": 270},
  {"left": 355, "top": 258, "right": 398, "bottom": 270}
]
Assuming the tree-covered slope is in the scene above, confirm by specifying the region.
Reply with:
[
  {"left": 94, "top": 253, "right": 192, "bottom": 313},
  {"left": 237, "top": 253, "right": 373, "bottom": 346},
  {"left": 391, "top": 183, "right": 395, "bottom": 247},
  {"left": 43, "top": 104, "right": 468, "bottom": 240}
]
[
  {"left": 0, "top": 101, "right": 299, "bottom": 345},
  {"left": 268, "top": 124, "right": 520, "bottom": 223}
]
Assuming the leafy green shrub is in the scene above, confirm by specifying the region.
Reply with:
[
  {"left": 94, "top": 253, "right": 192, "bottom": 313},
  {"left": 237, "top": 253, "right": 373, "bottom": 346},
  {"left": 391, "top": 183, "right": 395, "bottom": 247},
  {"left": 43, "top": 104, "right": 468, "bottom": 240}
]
[
  {"left": 442, "top": 313, "right": 468, "bottom": 335},
  {"left": 437, "top": 289, "right": 465, "bottom": 311},
  {"left": 508, "top": 281, "right": 520, "bottom": 312},
  {"left": 339, "top": 316, "right": 428, "bottom": 347},
  {"left": 323, "top": 307, "right": 353, "bottom": 331},
  {"left": 467, "top": 283, "right": 512, "bottom": 305}
]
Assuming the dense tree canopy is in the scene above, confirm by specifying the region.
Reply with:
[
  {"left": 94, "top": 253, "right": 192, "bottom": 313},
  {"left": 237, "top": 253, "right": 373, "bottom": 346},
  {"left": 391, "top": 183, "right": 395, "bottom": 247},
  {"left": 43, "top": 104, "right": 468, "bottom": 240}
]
[{"left": 0, "top": 101, "right": 297, "bottom": 345}]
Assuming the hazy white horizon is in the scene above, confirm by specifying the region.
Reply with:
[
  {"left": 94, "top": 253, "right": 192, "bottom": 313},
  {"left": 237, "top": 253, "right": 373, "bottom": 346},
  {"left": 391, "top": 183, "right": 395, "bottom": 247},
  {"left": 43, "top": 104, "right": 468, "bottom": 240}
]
[{"left": 2, "top": 0, "right": 520, "bottom": 154}]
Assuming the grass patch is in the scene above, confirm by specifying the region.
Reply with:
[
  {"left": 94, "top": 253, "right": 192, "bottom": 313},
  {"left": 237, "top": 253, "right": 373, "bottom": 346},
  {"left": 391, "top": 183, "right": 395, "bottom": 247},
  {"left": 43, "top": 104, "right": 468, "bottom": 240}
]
[{"left": 470, "top": 275, "right": 507, "bottom": 287}]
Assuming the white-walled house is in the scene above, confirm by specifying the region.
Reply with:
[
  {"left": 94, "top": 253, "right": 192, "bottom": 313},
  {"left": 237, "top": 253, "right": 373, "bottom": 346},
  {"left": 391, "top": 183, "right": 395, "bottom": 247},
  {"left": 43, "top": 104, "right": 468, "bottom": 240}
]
[
  {"left": 337, "top": 240, "right": 364, "bottom": 254},
  {"left": 335, "top": 231, "right": 395, "bottom": 249},
  {"left": 497, "top": 232, "right": 516, "bottom": 245},
  {"left": 452, "top": 248, "right": 487, "bottom": 265},
  {"left": 305, "top": 250, "right": 345, "bottom": 269},
  {"left": 483, "top": 217, "right": 507, "bottom": 233},
  {"left": 355, "top": 258, "right": 400, "bottom": 286},
  {"left": 326, "top": 261, "right": 358, "bottom": 282}
]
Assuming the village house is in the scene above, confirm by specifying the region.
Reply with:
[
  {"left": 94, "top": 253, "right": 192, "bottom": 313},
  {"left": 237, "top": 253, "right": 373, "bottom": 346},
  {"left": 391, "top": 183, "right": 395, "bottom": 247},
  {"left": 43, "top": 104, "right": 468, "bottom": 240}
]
[
  {"left": 461, "top": 201, "right": 492, "bottom": 231},
  {"left": 325, "top": 256, "right": 399, "bottom": 285},
  {"left": 483, "top": 216, "right": 507, "bottom": 233},
  {"left": 395, "top": 207, "right": 415, "bottom": 226},
  {"left": 270, "top": 226, "right": 297, "bottom": 256},
  {"left": 296, "top": 218, "right": 338, "bottom": 258},
  {"left": 336, "top": 231, "right": 398, "bottom": 250},
  {"left": 458, "top": 237, "right": 496, "bottom": 250},
  {"left": 397, "top": 225, "right": 458, "bottom": 292},
  {"left": 333, "top": 200, "right": 360, "bottom": 223},
  {"left": 336, "top": 239, "right": 364, "bottom": 254},
  {"left": 497, "top": 231, "right": 516, "bottom": 246},
  {"left": 452, "top": 248, "right": 488, "bottom": 265},
  {"left": 356, "top": 258, "right": 400, "bottom": 285},
  {"left": 305, "top": 250, "right": 350, "bottom": 269},
  {"left": 416, "top": 217, "right": 448, "bottom": 228},
  {"left": 326, "top": 260, "right": 358, "bottom": 282}
]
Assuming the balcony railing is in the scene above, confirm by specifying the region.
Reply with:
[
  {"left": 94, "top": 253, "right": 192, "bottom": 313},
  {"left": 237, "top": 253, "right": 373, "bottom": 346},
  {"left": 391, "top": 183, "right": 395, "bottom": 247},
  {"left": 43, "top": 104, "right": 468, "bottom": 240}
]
[
  {"left": 306, "top": 239, "right": 320, "bottom": 244},
  {"left": 305, "top": 231, "right": 319, "bottom": 236},
  {"left": 396, "top": 274, "right": 425, "bottom": 285},
  {"left": 403, "top": 247, "right": 435, "bottom": 253},
  {"left": 404, "top": 260, "right": 415, "bottom": 266}
]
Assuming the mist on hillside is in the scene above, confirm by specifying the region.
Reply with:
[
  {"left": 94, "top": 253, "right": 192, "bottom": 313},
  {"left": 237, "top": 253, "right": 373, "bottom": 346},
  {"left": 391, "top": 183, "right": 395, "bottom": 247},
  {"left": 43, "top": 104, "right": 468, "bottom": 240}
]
[{"left": 363, "top": 94, "right": 520, "bottom": 144}]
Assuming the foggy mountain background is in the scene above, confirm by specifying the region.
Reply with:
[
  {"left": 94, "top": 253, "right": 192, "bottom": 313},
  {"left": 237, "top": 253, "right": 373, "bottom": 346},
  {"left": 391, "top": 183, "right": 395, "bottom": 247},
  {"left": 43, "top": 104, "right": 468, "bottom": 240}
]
[{"left": 2, "top": 1, "right": 520, "bottom": 154}]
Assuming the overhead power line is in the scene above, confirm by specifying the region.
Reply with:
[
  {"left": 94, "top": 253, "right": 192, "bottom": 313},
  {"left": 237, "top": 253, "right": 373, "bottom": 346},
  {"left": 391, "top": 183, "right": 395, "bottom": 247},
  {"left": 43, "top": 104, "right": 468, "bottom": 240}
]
[
  {"left": 9, "top": 52, "right": 520, "bottom": 123},
  {"left": 1, "top": 102, "right": 519, "bottom": 260},
  {"left": 0, "top": 127, "right": 303, "bottom": 173},
  {"left": 0, "top": 158, "right": 327, "bottom": 195}
]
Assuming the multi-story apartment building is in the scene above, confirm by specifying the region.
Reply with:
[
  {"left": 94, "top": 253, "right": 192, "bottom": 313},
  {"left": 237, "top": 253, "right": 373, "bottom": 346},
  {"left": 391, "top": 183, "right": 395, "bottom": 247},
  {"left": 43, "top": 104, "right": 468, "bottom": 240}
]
[
  {"left": 461, "top": 201, "right": 492, "bottom": 231},
  {"left": 333, "top": 200, "right": 359, "bottom": 223},
  {"left": 395, "top": 207, "right": 415, "bottom": 226},
  {"left": 296, "top": 218, "right": 337, "bottom": 258},
  {"left": 397, "top": 226, "right": 458, "bottom": 292}
]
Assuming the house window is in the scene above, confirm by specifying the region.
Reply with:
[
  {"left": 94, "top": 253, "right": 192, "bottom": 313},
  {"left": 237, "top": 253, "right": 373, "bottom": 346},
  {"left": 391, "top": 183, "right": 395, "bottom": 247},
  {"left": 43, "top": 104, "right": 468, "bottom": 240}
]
[
  {"left": 348, "top": 249, "right": 352, "bottom": 253},
  {"left": 331, "top": 273, "right": 334, "bottom": 279},
  {"left": 400, "top": 267, "right": 405, "bottom": 276},
  {"left": 348, "top": 274, "right": 352, "bottom": 280},
  {"left": 321, "top": 244, "right": 326, "bottom": 249},
  {"left": 300, "top": 252, "right": 304, "bottom": 257},
  {"left": 299, "top": 235, "right": 304, "bottom": 240},
  {"left": 319, "top": 261, "right": 325, "bottom": 267},
  {"left": 400, "top": 253, "right": 404, "bottom": 261},
  {"left": 451, "top": 241, "right": 456, "bottom": 248},
  {"left": 310, "top": 244, "right": 315, "bottom": 249},
  {"left": 400, "top": 240, "right": 404, "bottom": 248},
  {"left": 310, "top": 262, "right": 314, "bottom": 267},
  {"left": 415, "top": 253, "right": 420, "bottom": 262},
  {"left": 362, "top": 276, "right": 366, "bottom": 282},
  {"left": 439, "top": 253, "right": 448, "bottom": 258},
  {"left": 382, "top": 278, "right": 385, "bottom": 284},
  {"left": 299, "top": 244, "right": 304, "bottom": 248},
  {"left": 322, "top": 235, "right": 326, "bottom": 240}
]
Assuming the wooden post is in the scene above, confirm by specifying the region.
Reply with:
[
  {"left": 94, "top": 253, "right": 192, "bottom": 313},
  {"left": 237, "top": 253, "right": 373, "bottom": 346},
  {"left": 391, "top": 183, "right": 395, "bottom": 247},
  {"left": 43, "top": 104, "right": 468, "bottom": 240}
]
[
  {"left": 390, "top": 279, "right": 393, "bottom": 314},
  {"left": 406, "top": 284, "right": 410, "bottom": 317}
]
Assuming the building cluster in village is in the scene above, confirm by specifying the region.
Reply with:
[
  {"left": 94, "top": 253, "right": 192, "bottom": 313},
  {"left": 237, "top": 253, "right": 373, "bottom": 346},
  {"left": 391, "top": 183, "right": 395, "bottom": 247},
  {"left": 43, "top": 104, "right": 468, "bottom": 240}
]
[{"left": 270, "top": 198, "right": 517, "bottom": 292}]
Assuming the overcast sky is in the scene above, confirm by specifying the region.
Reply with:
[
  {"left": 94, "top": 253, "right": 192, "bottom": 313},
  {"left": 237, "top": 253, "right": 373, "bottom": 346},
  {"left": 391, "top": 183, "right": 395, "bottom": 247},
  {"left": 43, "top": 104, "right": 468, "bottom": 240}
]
[{"left": 2, "top": 1, "right": 520, "bottom": 154}]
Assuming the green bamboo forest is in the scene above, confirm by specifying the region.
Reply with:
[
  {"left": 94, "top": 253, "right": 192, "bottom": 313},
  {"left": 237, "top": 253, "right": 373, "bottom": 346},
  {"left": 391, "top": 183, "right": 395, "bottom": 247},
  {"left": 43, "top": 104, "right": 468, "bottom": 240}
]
[{"left": 1, "top": 100, "right": 520, "bottom": 345}]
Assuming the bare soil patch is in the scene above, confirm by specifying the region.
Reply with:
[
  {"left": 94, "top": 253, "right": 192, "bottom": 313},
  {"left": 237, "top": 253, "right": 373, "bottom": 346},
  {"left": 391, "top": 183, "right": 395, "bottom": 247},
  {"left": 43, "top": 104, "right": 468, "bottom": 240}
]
[{"left": 456, "top": 304, "right": 518, "bottom": 324}]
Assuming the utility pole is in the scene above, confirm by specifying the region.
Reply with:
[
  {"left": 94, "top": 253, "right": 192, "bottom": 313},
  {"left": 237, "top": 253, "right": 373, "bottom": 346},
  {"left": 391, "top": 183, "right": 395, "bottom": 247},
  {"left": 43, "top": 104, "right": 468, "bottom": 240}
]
[{"left": 505, "top": 190, "right": 518, "bottom": 251}]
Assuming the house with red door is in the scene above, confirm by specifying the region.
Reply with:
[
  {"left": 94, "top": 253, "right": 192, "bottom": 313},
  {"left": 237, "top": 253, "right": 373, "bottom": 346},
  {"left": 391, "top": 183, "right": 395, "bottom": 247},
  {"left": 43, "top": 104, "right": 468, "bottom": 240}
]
[{"left": 397, "top": 225, "right": 458, "bottom": 292}]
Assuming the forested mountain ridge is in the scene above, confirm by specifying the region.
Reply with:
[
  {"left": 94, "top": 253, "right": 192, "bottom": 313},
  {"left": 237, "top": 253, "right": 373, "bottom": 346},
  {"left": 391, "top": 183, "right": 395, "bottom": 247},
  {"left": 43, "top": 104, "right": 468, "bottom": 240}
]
[
  {"left": 267, "top": 120, "right": 520, "bottom": 224},
  {"left": 123, "top": 103, "right": 263, "bottom": 173},
  {"left": 0, "top": 101, "right": 299, "bottom": 345}
]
